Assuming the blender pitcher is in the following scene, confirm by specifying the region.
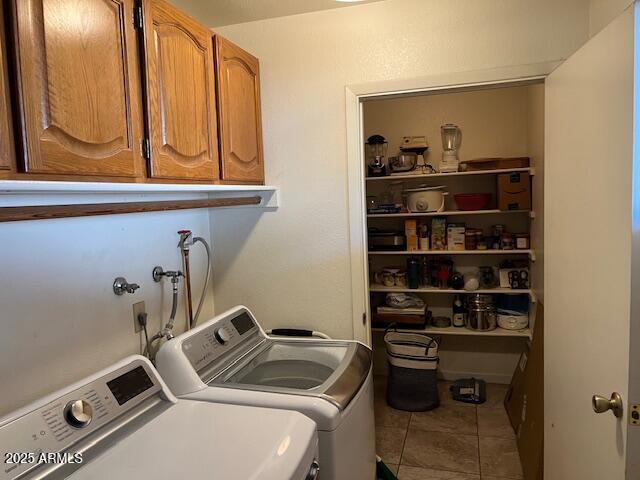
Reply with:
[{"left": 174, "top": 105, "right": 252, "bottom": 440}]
[{"left": 440, "top": 124, "right": 462, "bottom": 173}]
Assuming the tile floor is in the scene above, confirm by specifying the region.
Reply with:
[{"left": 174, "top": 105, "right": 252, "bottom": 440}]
[{"left": 374, "top": 376, "right": 523, "bottom": 480}]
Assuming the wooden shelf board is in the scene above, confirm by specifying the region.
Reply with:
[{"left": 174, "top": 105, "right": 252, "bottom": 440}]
[
  {"left": 371, "top": 325, "right": 531, "bottom": 339},
  {"left": 367, "top": 209, "right": 531, "bottom": 218},
  {"left": 365, "top": 167, "right": 534, "bottom": 181}
]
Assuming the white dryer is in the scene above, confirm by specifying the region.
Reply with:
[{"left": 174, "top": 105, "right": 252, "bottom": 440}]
[
  {"left": 0, "top": 355, "right": 319, "bottom": 480},
  {"left": 156, "top": 306, "right": 376, "bottom": 480}
]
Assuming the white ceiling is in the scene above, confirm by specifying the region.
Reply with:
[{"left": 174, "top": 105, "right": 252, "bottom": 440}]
[{"left": 170, "top": 0, "right": 387, "bottom": 27}]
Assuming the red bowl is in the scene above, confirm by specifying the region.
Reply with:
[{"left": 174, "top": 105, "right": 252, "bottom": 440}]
[{"left": 454, "top": 193, "right": 492, "bottom": 211}]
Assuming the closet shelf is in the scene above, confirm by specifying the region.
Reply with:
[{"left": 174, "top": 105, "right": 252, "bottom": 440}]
[
  {"left": 369, "top": 249, "right": 536, "bottom": 261},
  {"left": 367, "top": 209, "right": 533, "bottom": 218},
  {"left": 369, "top": 284, "right": 535, "bottom": 301},
  {"left": 365, "top": 167, "right": 534, "bottom": 182},
  {"left": 371, "top": 325, "right": 532, "bottom": 339}
]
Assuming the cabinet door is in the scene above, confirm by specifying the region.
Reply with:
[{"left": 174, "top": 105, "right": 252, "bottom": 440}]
[
  {"left": 142, "top": 0, "right": 219, "bottom": 181},
  {"left": 12, "top": 0, "right": 145, "bottom": 178},
  {"left": 0, "top": 0, "right": 15, "bottom": 172},
  {"left": 215, "top": 36, "right": 264, "bottom": 184}
]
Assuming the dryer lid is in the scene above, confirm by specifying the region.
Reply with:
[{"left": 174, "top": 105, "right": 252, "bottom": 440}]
[{"left": 66, "top": 401, "right": 317, "bottom": 480}]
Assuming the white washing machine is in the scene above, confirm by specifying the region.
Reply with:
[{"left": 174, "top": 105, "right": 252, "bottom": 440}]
[
  {"left": 0, "top": 355, "right": 319, "bottom": 480},
  {"left": 156, "top": 306, "right": 376, "bottom": 480}
]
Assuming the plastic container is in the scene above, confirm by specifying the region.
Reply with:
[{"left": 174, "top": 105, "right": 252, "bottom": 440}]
[{"left": 384, "top": 330, "right": 440, "bottom": 411}]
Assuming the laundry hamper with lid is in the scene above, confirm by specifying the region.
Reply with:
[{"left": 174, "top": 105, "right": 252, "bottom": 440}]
[{"left": 384, "top": 329, "right": 440, "bottom": 411}]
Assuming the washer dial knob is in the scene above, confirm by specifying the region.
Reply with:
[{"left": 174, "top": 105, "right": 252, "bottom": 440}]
[
  {"left": 64, "top": 400, "right": 93, "bottom": 428},
  {"left": 214, "top": 328, "right": 231, "bottom": 345}
]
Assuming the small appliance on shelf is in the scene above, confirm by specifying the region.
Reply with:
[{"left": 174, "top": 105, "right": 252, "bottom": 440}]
[
  {"left": 404, "top": 185, "right": 448, "bottom": 213},
  {"left": 366, "top": 134, "right": 388, "bottom": 177},
  {"left": 368, "top": 228, "right": 406, "bottom": 251},
  {"left": 398, "top": 136, "right": 434, "bottom": 174},
  {"left": 440, "top": 124, "right": 462, "bottom": 173}
]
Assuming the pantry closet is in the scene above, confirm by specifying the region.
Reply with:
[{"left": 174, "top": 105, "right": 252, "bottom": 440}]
[{"left": 361, "top": 81, "right": 544, "bottom": 383}]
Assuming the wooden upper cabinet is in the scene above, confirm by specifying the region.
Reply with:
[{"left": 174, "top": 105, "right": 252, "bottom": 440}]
[
  {"left": 11, "top": 0, "right": 145, "bottom": 178},
  {"left": 142, "top": 0, "right": 219, "bottom": 181},
  {"left": 0, "top": 0, "right": 15, "bottom": 173},
  {"left": 215, "top": 36, "right": 264, "bottom": 184}
]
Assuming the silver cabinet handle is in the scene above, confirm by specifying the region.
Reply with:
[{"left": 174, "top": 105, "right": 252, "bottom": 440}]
[{"left": 592, "top": 392, "right": 623, "bottom": 418}]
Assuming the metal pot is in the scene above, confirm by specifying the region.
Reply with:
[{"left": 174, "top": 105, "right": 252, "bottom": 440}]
[
  {"left": 389, "top": 153, "right": 417, "bottom": 173},
  {"left": 465, "top": 294, "right": 497, "bottom": 331}
]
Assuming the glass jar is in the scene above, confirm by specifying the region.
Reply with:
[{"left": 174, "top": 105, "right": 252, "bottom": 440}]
[
  {"left": 389, "top": 181, "right": 404, "bottom": 207},
  {"left": 465, "top": 229, "right": 477, "bottom": 250}
]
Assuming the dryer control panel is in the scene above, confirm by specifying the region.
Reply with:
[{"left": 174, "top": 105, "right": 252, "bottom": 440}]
[
  {"left": 0, "top": 358, "right": 163, "bottom": 480},
  {"left": 181, "top": 309, "right": 261, "bottom": 374}
]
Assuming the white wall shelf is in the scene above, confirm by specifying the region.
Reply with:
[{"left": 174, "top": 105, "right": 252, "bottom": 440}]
[
  {"left": 365, "top": 167, "right": 534, "bottom": 182},
  {"left": 367, "top": 209, "right": 533, "bottom": 218},
  {"left": 371, "top": 325, "right": 531, "bottom": 339},
  {"left": 0, "top": 180, "right": 279, "bottom": 209}
]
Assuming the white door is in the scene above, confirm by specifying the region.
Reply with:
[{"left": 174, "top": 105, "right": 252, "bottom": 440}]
[{"left": 545, "top": 4, "right": 637, "bottom": 479}]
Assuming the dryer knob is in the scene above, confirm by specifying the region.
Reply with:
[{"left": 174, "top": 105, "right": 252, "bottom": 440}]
[
  {"left": 214, "top": 328, "right": 231, "bottom": 345},
  {"left": 64, "top": 400, "right": 93, "bottom": 428}
]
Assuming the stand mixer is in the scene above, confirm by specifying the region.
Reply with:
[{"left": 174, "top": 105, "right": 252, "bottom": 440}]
[{"left": 400, "top": 136, "right": 435, "bottom": 174}]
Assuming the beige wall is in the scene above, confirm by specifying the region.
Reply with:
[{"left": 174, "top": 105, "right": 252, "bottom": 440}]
[
  {"left": 0, "top": 208, "right": 214, "bottom": 416},
  {"left": 208, "top": 0, "right": 589, "bottom": 339},
  {"left": 363, "top": 86, "right": 532, "bottom": 169},
  {"left": 589, "top": 0, "right": 634, "bottom": 37}
]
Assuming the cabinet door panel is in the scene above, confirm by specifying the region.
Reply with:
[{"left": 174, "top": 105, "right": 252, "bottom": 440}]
[
  {"left": 215, "top": 36, "right": 264, "bottom": 184},
  {"left": 12, "top": 0, "right": 145, "bottom": 177},
  {"left": 0, "top": 0, "right": 15, "bottom": 172},
  {"left": 143, "top": 0, "right": 219, "bottom": 181}
]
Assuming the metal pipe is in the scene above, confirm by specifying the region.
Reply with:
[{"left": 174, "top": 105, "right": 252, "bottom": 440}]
[
  {"left": 182, "top": 249, "right": 194, "bottom": 328},
  {"left": 192, "top": 236, "right": 211, "bottom": 326}
]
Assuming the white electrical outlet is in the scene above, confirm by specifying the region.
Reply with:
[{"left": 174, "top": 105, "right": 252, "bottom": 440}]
[{"left": 133, "top": 301, "right": 146, "bottom": 333}]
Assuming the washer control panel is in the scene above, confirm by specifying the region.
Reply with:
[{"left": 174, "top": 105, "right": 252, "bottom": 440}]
[
  {"left": 214, "top": 327, "right": 231, "bottom": 345},
  {"left": 63, "top": 400, "right": 93, "bottom": 429},
  {"left": 182, "top": 309, "right": 260, "bottom": 373},
  {"left": 0, "top": 359, "right": 162, "bottom": 480}
]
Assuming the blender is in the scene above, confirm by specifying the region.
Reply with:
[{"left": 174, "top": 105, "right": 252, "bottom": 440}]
[
  {"left": 366, "top": 134, "right": 388, "bottom": 177},
  {"left": 440, "top": 124, "right": 462, "bottom": 173}
]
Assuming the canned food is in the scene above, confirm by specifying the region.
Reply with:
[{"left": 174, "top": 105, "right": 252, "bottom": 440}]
[
  {"left": 500, "top": 233, "right": 514, "bottom": 250},
  {"left": 515, "top": 233, "right": 530, "bottom": 250}
]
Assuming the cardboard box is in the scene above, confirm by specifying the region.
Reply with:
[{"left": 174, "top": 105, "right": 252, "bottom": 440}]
[
  {"left": 505, "top": 305, "right": 544, "bottom": 480},
  {"left": 406, "top": 235, "right": 419, "bottom": 252},
  {"left": 431, "top": 218, "right": 447, "bottom": 250},
  {"left": 498, "top": 172, "right": 531, "bottom": 211},
  {"left": 404, "top": 219, "right": 417, "bottom": 236},
  {"left": 447, "top": 224, "right": 465, "bottom": 251}
]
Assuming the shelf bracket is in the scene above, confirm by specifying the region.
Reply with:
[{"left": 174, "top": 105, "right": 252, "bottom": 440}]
[
  {"left": 529, "top": 290, "right": 537, "bottom": 303},
  {"left": 529, "top": 250, "right": 537, "bottom": 262},
  {"left": 529, "top": 211, "right": 536, "bottom": 219}
]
